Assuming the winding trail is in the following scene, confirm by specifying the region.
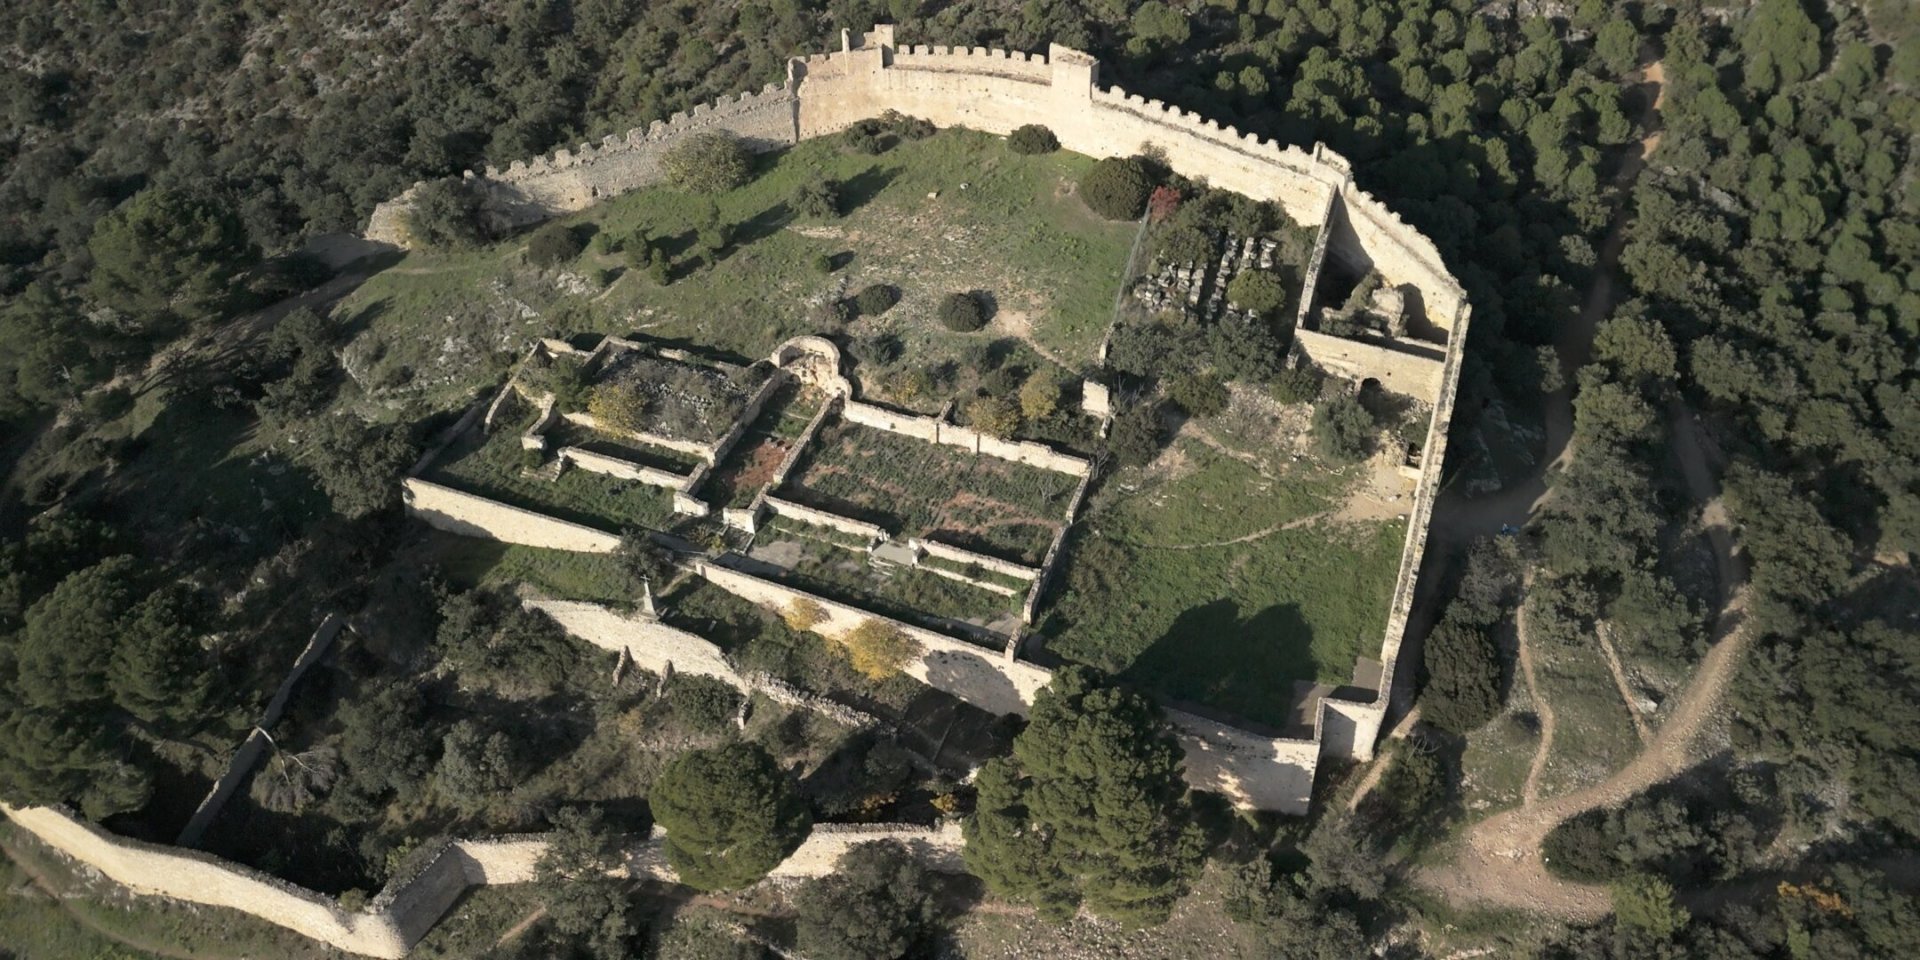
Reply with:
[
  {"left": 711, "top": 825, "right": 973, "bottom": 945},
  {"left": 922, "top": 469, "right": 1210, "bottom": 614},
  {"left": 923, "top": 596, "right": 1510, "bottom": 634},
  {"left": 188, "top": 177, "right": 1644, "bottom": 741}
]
[
  {"left": 1513, "top": 583, "right": 1558, "bottom": 808},
  {"left": 1118, "top": 509, "right": 1332, "bottom": 551},
  {"left": 1411, "top": 61, "right": 1765, "bottom": 917}
]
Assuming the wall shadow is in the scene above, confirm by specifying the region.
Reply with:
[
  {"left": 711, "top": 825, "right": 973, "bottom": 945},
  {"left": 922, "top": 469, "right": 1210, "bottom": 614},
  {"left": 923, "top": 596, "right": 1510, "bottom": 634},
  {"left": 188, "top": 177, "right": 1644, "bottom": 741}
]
[{"left": 1118, "top": 599, "right": 1322, "bottom": 732}]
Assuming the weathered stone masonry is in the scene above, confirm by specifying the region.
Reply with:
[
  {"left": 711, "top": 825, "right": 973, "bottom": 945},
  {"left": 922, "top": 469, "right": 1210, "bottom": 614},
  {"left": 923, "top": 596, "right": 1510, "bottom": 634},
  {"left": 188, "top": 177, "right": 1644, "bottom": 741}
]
[{"left": 380, "top": 27, "right": 1473, "bottom": 808}]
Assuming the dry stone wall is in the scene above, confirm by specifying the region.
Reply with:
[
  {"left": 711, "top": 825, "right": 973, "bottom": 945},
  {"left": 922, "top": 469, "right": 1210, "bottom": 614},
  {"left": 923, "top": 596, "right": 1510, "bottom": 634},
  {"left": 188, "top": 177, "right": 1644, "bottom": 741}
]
[{"left": 402, "top": 478, "right": 620, "bottom": 553}]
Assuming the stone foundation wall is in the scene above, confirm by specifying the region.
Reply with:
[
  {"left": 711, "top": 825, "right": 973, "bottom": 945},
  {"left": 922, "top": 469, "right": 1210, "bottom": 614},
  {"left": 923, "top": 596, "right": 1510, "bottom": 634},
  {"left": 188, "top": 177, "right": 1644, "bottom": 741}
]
[
  {"left": 839, "top": 399, "right": 1091, "bottom": 477},
  {"left": 402, "top": 478, "right": 620, "bottom": 553},
  {"left": 911, "top": 539, "right": 1040, "bottom": 582},
  {"left": 527, "top": 599, "right": 742, "bottom": 686}
]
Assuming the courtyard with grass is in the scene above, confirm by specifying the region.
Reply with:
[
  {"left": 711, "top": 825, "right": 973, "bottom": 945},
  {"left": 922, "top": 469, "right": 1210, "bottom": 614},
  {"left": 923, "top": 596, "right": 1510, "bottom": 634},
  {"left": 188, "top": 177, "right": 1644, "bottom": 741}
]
[
  {"left": 781, "top": 417, "right": 1076, "bottom": 566},
  {"left": 420, "top": 395, "right": 678, "bottom": 534},
  {"left": 1039, "top": 434, "right": 1405, "bottom": 730}
]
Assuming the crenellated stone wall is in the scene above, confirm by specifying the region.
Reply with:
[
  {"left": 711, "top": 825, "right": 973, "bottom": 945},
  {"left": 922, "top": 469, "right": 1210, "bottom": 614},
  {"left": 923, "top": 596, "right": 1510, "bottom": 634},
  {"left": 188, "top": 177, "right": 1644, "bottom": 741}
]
[{"left": 365, "top": 27, "right": 1465, "bottom": 336}]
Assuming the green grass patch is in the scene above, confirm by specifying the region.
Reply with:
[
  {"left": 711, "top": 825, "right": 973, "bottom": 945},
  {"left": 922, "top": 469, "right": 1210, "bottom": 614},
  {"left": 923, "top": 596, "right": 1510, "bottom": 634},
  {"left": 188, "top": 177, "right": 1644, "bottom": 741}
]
[
  {"left": 423, "top": 532, "right": 639, "bottom": 605},
  {"left": 1039, "top": 439, "right": 1398, "bottom": 727},
  {"left": 1532, "top": 638, "right": 1642, "bottom": 797},
  {"left": 768, "top": 537, "right": 1019, "bottom": 628},
  {"left": 783, "top": 417, "right": 1074, "bottom": 565},
  {"left": 331, "top": 128, "right": 1137, "bottom": 422},
  {"left": 549, "top": 420, "right": 704, "bottom": 473}
]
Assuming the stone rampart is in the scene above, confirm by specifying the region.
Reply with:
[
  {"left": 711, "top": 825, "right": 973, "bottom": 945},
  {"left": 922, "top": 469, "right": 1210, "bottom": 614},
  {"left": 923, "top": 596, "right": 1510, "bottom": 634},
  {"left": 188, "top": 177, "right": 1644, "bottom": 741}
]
[
  {"left": 2, "top": 804, "right": 411, "bottom": 958},
  {"left": 697, "top": 560, "right": 1047, "bottom": 717},
  {"left": 2, "top": 804, "right": 965, "bottom": 959},
  {"left": 402, "top": 478, "right": 620, "bottom": 553},
  {"left": 706, "top": 372, "right": 788, "bottom": 470},
  {"left": 366, "top": 28, "right": 1463, "bottom": 337},
  {"left": 1021, "top": 468, "right": 1095, "bottom": 625},
  {"left": 762, "top": 494, "right": 889, "bottom": 545},
  {"left": 1163, "top": 709, "right": 1318, "bottom": 813},
  {"left": 1293, "top": 328, "right": 1446, "bottom": 401},
  {"left": 557, "top": 446, "right": 691, "bottom": 490}
]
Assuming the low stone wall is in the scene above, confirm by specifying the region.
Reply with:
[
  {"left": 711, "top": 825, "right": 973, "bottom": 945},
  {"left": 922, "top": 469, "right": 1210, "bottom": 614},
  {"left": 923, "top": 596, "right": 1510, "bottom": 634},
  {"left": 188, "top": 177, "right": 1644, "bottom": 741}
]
[
  {"left": 840, "top": 400, "right": 1091, "bottom": 477},
  {"left": 1021, "top": 468, "right": 1095, "bottom": 625},
  {"left": 402, "top": 478, "right": 620, "bottom": 553},
  {"left": 697, "top": 560, "right": 1047, "bottom": 718},
  {"left": 557, "top": 446, "right": 692, "bottom": 490},
  {"left": 559, "top": 411, "right": 714, "bottom": 462},
  {"left": 911, "top": 539, "right": 1039, "bottom": 582},
  {"left": 1293, "top": 328, "right": 1446, "bottom": 402},
  {"left": 177, "top": 616, "right": 349, "bottom": 848},
  {"left": 707, "top": 373, "right": 788, "bottom": 470},
  {"left": 761, "top": 494, "right": 888, "bottom": 546}
]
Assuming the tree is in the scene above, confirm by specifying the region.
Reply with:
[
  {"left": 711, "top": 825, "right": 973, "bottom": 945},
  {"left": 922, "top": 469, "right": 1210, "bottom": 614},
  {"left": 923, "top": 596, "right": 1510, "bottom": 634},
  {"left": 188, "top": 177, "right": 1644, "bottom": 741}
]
[
  {"left": 108, "top": 586, "right": 217, "bottom": 729},
  {"left": 17, "top": 556, "right": 140, "bottom": 710},
  {"left": 87, "top": 187, "right": 257, "bottom": 330},
  {"left": 1209, "top": 320, "right": 1284, "bottom": 382},
  {"left": 963, "top": 667, "right": 1205, "bottom": 926},
  {"left": 795, "top": 841, "right": 942, "bottom": 960},
  {"left": 793, "top": 178, "right": 843, "bottom": 218},
  {"left": 663, "top": 132, "right": 754, "bottom": 193},
  {"left": 937, "top": 291, "right": 988, "bottom": 331},
  {"left": 1167, "top": 373, "right": 1228, "bottom": 418},
  {"left": 1592, "top": 312, "right": 1677, "bottom": 383},
  {"left": 1008, "top": 124, "right": 1059, "bottom": 154},
  {"left": 435, "top": 720, "right": 520, "bottom": 813},
  {"left": 251, "top": 746, "right": 340, "bottom": 813},
  {"left": 1018, "top": 373, "right": 1061, "bottom": 420},
  {"left": 0, "top": 707, "right": 151, "bottom": 818},
  {"left": 853, "top": 284, "right": 899, "bottom": 316},
  {"left": 405, "top": 178, "right": 489, "bottom": 249},
  {"left": 651, "top": 742, "right": 810, "bottom": 891},
  {"left": 305, "top": 415, "right": 417, "bottom": 519},
  {"left": 651, "top": 907, "right": 767, "bottom": 960},
  {"left": 1740, "top": 0, "right": 1823, "bottom": 93},
  {"left": 1312, "top": 394, "right": 1375, "bottom": 462},
  {"left": 965, "top": 396, "right": 1022, "bottom": 439},
  {"left": 783, "top": 596, "right": 829, "bottom": 633},
  {"left": 526, "top": 222, "right": 586, "bottom": 268},
  {"left": 536, "top": 806, "right": 636, "bottom": 960},
  {"left": 1079, "top": 157, "right": 1152, "bottom": 220},
  {"left": 1611, "top": 873, "right": 1690, "bottom": 939},
  {"left": 1420, "top": 617, "right": 1503, "bottom": 733},
  {"left": 588, "top": 381, "right": 651, "bottom": 434},
  {"left": 1270, "top": 366, "right": 1322, "bottom": 404},
  {"left": 1226, "top": 270, "right": 1288, "bottom": 316},
  {"left": 336, "top": 681, "right": 435, "bottom": 802},
  {"left": 1594, "top": 20, "right": 1640, "bottom": 76},
  {"left": 1110, "top": 401, "right": 1166, "bottom": 467},
  {"left": 1130, "top": 1, "right": 1192, "bottom": 49},
  {"left": 839, "top": 619, "right": 921, "bottom": 681}
]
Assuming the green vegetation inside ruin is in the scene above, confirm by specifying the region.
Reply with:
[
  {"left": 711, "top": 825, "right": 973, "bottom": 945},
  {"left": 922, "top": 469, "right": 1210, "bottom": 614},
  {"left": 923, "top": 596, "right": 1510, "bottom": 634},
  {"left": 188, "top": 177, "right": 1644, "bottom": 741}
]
[
  {"left": 782, "top": 418, "right": 1074, "bottom": 566},
  {"left": 755, "top": 528, "right": 1022, "bottom": 631},
  {"left": 421, "top": 397, "right": 678, "bottom": 534},
  {"left": 333, "top": 128, "right": 1137, "bottom": 424},
  {"left": 700, "top": 380, "right": 824, "bottom": 510},
  {"left": 1040, "top": 436, "right": 1402, "bottom": 728},
  {"left": 548, "top": 420, "right": 705, "bottom": 474}
]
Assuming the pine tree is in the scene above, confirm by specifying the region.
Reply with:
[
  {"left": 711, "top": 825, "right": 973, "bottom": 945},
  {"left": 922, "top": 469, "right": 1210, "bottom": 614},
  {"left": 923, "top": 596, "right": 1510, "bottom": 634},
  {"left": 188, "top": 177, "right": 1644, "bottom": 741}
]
[
  {"left": 962, "top": 667, "right": 1205, "bottom": 926},
  {"left": 108, "top": 586, "right": 217, "bottom": 729},
  {"left": 651, "top": 742, "right": 810, "bottom": 890}
]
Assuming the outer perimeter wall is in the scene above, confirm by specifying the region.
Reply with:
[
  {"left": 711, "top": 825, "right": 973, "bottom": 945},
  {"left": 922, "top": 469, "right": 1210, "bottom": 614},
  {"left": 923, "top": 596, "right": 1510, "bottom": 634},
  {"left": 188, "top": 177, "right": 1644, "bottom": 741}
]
[{"left": 367, "top": 26, "right": 1473, "bottom": 809}]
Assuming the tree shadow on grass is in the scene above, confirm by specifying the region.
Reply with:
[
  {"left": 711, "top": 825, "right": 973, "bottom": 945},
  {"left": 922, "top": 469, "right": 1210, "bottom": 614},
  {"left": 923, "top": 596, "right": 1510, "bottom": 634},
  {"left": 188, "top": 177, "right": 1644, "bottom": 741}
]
[
  {"left": 839, "top": 164, "right": 901, "bottom": 214},
  {"left": 1119, "top": 599, "right": 1321, "bottom": 732}
]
